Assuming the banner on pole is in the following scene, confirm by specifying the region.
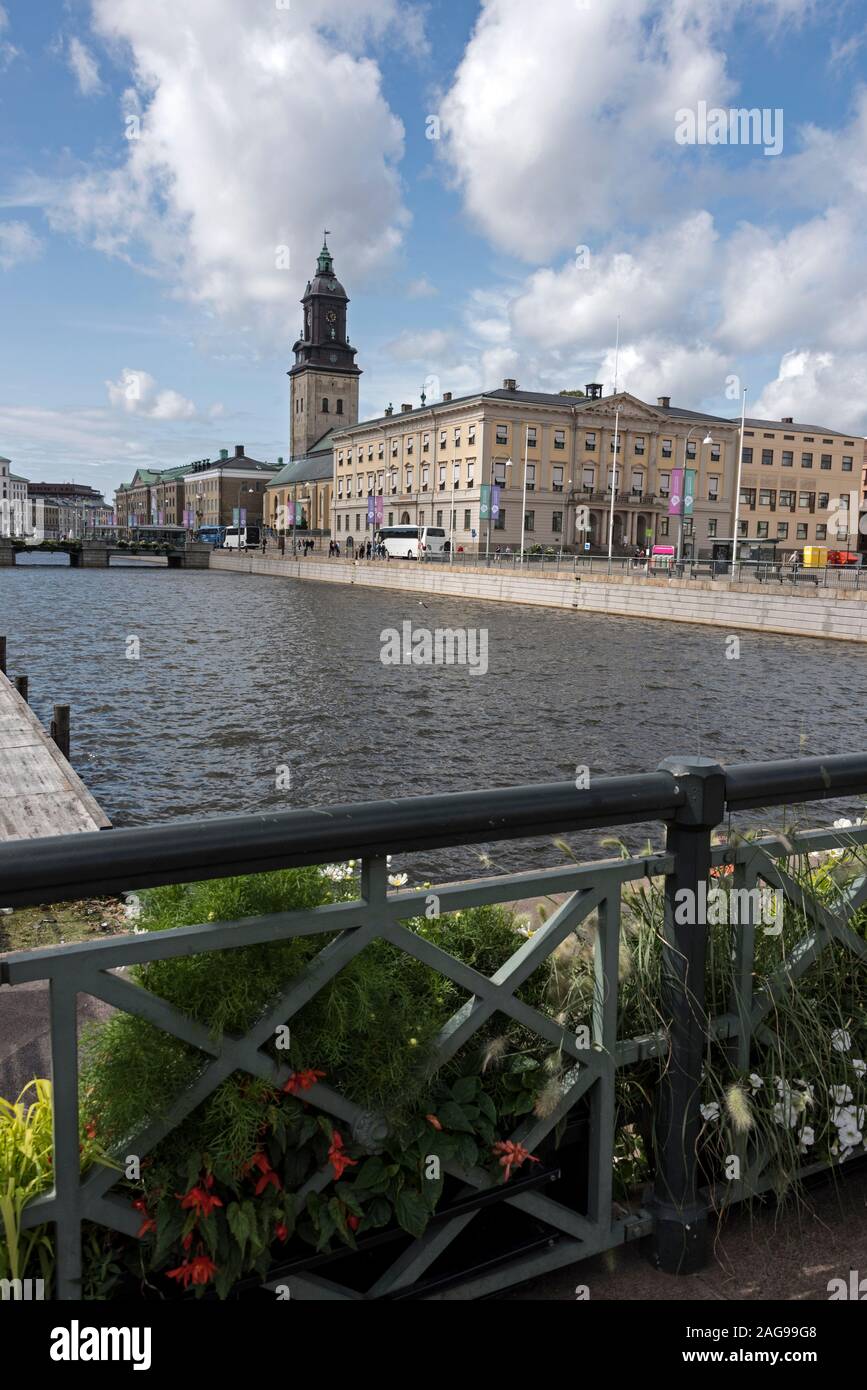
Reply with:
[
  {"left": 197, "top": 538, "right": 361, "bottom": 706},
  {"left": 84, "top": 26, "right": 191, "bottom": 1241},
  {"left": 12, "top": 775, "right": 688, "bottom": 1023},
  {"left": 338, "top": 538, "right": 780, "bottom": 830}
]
[
  {"left": 491, "top": 486, "right": 501, "bottom": 520},
  {"left": 479, "top": 483, "right": 492, "bottom": 521},
  {"left": 374, "top": 496, "right": 384, "bottom": 525}
]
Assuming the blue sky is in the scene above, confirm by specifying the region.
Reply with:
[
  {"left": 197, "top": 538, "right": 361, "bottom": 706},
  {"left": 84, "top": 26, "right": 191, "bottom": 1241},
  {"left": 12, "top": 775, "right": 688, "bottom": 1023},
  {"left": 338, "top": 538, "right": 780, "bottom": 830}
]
[{"left": 1, "top": 0, "right": 866, "bottom": 502}]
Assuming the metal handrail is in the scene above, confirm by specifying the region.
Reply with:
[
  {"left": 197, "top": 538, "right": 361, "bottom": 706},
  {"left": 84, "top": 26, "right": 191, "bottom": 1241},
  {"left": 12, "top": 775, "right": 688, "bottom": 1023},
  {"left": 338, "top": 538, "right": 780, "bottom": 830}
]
[{"left": 2, "top": 753, "right": 865, "bottom": 913}]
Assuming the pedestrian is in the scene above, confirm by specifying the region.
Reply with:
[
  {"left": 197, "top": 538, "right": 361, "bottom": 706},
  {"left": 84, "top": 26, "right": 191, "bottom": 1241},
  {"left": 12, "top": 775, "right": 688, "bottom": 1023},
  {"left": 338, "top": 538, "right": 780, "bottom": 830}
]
[
  {"left": 335, "top": 541, "right": 340, "bottom": 558},
  {"left": 366, "top": 539, "right": 372, "bottom": 560}
]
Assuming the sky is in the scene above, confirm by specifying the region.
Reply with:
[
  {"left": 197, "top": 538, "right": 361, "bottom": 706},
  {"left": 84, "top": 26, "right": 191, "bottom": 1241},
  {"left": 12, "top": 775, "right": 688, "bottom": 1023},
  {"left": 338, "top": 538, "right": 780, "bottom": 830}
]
[{"left": 1, "top": 0, "right": 867, "bottom": 501}]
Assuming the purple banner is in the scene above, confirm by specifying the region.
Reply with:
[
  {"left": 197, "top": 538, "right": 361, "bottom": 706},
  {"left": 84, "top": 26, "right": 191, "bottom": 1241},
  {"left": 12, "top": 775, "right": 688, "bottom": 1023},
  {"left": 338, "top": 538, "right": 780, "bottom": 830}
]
[
  {"left": 367, "top": 496, "right": 376, "bottom": 525},
  {"left": 374, "top": 495, "right": 384, "bottom": 525},
  {"left": 668, "top": 468, "right": 683, "bottom": 517},
  {"left": 491, "top": 486, "right": 501, "bottom": 520}
]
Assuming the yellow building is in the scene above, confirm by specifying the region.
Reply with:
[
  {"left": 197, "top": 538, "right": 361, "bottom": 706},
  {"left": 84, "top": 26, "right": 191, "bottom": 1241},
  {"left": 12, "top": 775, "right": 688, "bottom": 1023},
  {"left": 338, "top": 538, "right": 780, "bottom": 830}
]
[
  {"left": 332, "top": 382, "right": 740, "bottom": 557},
  {"left": 736, "top": 415, "right": 863, "bottom": 554}
]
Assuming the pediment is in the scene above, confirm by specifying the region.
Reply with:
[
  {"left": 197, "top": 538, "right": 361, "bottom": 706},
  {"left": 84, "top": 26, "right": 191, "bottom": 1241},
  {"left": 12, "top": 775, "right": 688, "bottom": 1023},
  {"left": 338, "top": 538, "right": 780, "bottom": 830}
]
[{"left": 588, "top": 393, "right": 670, "bottom": 427}]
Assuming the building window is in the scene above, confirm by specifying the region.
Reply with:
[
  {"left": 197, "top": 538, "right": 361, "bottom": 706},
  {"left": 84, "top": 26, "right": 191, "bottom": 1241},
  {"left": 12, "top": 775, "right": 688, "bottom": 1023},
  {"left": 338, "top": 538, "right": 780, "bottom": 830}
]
[
  {"left": 740, "top": 487, "right": 756, "bottom": 507},
  {"left": 779, "top": 490, "right": 794, "bottom": 509},
  {"left": 554, "top": 430, "right": 565, "bottom": 450},
  {"left": 759, "top": 489, "right": 775, "bottom": 507},
  {"left": 453, "top": 462, "right": 461, "bottom": 487},
  {"left": 322, "top": 398, "right": 329, "bottom": 413},
  {"left": 777, "top": 522, "right": 789, "bottom": 539},
  {"left": 379, "top": 442, "right": 384, "bottom": 459},
  {"left": 367, "top": 474, "right": 374, "bottom": 495},
  {"left": 631, "top": 470, "right": 643, "bottom": 496},
  {"left": 801, "top": 453, "right": 813, "bottom": 468},
  {"left": 467, "top": 461, "right": 475, "bottom": 487},
  {"left": 609, "top": 436, "right": 621, "bottom": 452},
  {"left": 552, "top": 511, "right": 563, "bottom": 534},
  {"left": 796, "top": 523, "right": 808, "bottom": 540},
  {"left": 582, "top": 466, "right": 594, "bottom": 489},
  {"left": 494, "top": 508, "right": 506, "bottom": 531},
  {"left": 798, "top": 491, "right": 812, "bottom": 509},
  {"left": 553, "top": 466, "right": 564, "bottom": 492},
  {"left": 468, "top": 426, "right": 476, "bottom": 445},
  {"left": 821, "top": 454, "right": 832, "bottom": 470},
  {"left": 762, "top": 450, "right": 773, "bottom": 466},
  {"left": 421, "top": 467, "right": 430, "bottom": 491},
  {"left": 710, "top": 444, "right": 720, "bottom": 461},
  {"left": 659, "top": 472, "right": 670, "bottom": 498},
  {"left": 436, "top": 510, "right": 443, "bottom": 526},
  {"left": 524, "top": 510, "right": 535, "bottom": 532},
  {"left": 454, "top": 428, "right": 461, "bottom": 447},
  {"left": 843, "top": 456, "right": 854, "bottom": 472},
  {"left": 525, "top": 464, "right": 536, "bottom": 492},
  {"left": 388, "top": 512, "right": 394, "bottom": 526},
  {"left": 464, "top": 509, "right": 472, "bottom": 530},
  {"left": 406, "top": 438, "right": 413, "bottom": 454},
  {"left": 377, "top": 472, "right": 384, "bottom": 494},
  {"left": 660, "top": 518, "right": 670, "bottom": 537},
  {"left": 439, "top": 431, "right": 446, "bottom": 450},
  {"left": 391, "top": 441, "right": 398, "bottom": 458},
  {"left": 336, "top": 400, "right": 344, "bottom": 415},
  {"left": 686, "top": 441, "right": 696, "bottom": 459},
  {"left": 818, "top": 492, "right": 829, "bottom": 510},
  {"left": 757, "top": 521, "right": 769, "bottom": 538},
  {"left": 585, "top": 433, "right": 597, "bottom": 450},
  {"left": 496, "top": 425, "right": 508, "bottom": 446},
  {"left": 737, "top": 520, "right": 748, "bottom": 537},
  {"left": 708, "top": 475, "right": 719, "bottom": 501},
  {"left": 707, "top": 518, "right": 717, "bottom": 538},
  {"left": 355, "top": 513, "right": 361, "bottom": 531},
  {"left": 661, "top": 439, "right": 672, "bottom": 459},
  {"left": 815, "top": 524, "right": 827, "bottom": 539},
  {"left": 438, "top": 465, "right": 446, "bottom": 490},
  {"left": 781, "top": 451, "right": 793, "bottom": 467},
  {"left": 742, "top": 447, "right": 753, "bottom": 464},
  {"left": 406, "top": 468, "right": 414, "bottom": 492},
  {"left": 423, "top": 433, "right": 430, "bottom": 452},
  {"left": 527, "top": 427, "right": 537, "bottom": 448},
  {"left": 634, "top": 436, "right": 645, "bottom": 455}
]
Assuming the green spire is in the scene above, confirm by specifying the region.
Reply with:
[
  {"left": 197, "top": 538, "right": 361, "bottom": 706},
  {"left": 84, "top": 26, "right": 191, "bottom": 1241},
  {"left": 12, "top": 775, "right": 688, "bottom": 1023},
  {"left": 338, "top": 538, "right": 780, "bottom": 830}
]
[{"left": 317, "top": 229, "right": 333, "bottom": 274}]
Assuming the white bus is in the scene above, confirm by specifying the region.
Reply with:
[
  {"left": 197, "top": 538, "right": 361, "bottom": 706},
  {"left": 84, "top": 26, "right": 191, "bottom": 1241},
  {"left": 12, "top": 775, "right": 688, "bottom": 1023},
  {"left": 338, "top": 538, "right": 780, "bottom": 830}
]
[
  {"left": 378, "top": 525, "right": 447, "bottom": 560},
  {"left": 223, "top": 524, "right": 262, "bottom": 551}
]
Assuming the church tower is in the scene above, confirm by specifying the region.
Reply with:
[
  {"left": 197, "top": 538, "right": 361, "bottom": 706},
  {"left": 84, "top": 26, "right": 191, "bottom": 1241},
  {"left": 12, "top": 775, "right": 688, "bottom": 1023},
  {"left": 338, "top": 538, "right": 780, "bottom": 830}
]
[{"left": 288, "top": 234, "right": 361, "bottom": 460}]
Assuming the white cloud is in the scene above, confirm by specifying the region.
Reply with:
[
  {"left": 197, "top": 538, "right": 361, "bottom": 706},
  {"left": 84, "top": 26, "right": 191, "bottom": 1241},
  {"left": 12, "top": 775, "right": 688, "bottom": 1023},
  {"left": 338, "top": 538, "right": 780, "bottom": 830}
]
[
  {"left": 67, "top": 36, "right": 104, "bottom": 96},
  {"left": 385, "top": 328, "right": 453, "bottom": 361},
  {"left": 437, "top": 0, "right": 817, "bottom": 262},
  {"left": 0, "top": 220, "right": 44, "bottom": 270},
  {"left": 0, "top": 3, "right": 18, "bottom": 69},
  {"left": 106, "top": 368, "right": 197, "bottom": 420},
  {"left": 39, "top": 0, "right": 417, "bottom": 344},
  {"left": 406, "top": 275, "right": 438, "bottom": 299},
  {"left": 753, "top": 350, "right": 867, "bottom": 435}
]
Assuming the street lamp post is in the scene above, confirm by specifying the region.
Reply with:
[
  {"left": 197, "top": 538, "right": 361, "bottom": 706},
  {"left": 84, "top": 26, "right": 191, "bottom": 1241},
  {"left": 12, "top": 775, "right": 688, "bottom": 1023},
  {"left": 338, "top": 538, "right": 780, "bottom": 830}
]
[
  {"left": 676, "top": 428, "right": 714, "bottom": 572},
  {"left": 237, "top": 483, "right": 255, "bottom": 552},
  {"left": 607, "top": 407, "right": 621, "bottom": 573},
  {"left": 731, "top": 388, "right": 748, "bottom": 576}
]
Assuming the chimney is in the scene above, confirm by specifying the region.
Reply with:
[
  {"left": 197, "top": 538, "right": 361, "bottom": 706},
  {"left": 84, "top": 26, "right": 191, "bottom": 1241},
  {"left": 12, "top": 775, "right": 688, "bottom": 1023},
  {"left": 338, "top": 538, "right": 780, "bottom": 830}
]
[
  {"left": 781, "top": 417, "right": 793, "bottom": 424},
  {"left": 585, "top": 383, "right": 603, "bottom": 399},
  {"left": 503, "top": 378, "right": 518, "bottom": 391},
  {"left": 220, "top": 449, "right": 229, "bottom": 460},
  {"left": 657, "top": 396, "right": 671, "bottom": 410},
  {"left": 401, "top": 403, "right": 413, "bottom": 413},
  {"left": 442, "top": 391, "right": 452, "bottom": 402},
  {"left": 234, "top": 445, "right": 245, "bottom": 458}
]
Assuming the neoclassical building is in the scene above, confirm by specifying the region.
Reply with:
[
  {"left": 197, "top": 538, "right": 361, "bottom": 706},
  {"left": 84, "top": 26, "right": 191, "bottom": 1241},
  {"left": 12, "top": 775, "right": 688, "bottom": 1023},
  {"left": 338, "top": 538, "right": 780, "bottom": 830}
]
[{"left": 332, "top": 383, "right": 740, "bottom": 556}]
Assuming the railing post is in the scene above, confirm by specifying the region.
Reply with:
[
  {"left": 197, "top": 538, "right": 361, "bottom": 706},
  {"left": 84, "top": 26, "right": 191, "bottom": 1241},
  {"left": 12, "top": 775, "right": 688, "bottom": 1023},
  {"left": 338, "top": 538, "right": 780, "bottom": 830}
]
[{"left": 651, "top": 756, "right": 725, "bottom": 1274}]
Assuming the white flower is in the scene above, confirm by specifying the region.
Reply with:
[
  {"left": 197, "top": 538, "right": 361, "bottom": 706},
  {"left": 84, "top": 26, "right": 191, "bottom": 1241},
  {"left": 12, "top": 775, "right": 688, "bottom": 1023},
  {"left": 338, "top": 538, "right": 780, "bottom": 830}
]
[
  {"left": 852, "top": 1059, "right": 866, "bottom": 1078},
  {"left": 388, "top": 872, "right": 408, "bottom": 888},
  {"left": 749, "top": 1073, "right": 764, "bottom": 1093},
  {"left": 833, "top": 818, "right": 853, "bottom": 829},
  {"left": 773, "top": 1098, "right": 800, "bottom": 1129},
  {"left": 793, "top": 1079, "right": 815, "bottom": 1107},
  {"left": 831, "top": 1029, "right": 852, "bottom": 1053},
  {"left": 700, "top": 1102, "right": 720, "bottom": 1122},
  {"left": 830, "top": 1084, "right": 854, "bottom": 1104},
  {"left": 798, "top": 1126, "right": 815, "bottom": 1154}
]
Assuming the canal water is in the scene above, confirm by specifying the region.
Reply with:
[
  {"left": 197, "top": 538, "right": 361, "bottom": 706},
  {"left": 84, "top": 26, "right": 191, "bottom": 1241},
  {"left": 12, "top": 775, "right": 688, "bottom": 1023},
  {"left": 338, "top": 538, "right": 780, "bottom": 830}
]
[{"left": 2, "top": 564, "right": 864, "bottom": 877}]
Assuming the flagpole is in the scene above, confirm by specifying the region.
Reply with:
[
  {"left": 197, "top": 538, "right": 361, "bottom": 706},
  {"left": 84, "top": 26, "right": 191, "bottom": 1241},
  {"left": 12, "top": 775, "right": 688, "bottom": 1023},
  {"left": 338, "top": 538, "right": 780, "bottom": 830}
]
[
  {"left": 520, "top": 425, "right": 530, "bottom": 566},
  {"left": 731, "top": 387, "right": 748, "bottom": 576},
  {"left": 607, "top": 407, "right": 620, "bottom": 574}
]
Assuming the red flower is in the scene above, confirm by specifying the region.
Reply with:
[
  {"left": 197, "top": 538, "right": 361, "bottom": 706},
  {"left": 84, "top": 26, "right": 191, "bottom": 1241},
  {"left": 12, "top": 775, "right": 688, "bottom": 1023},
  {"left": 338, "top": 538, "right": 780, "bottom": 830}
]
[
  {"left": 243, "top": 1151, "right": 282, "bottom": 1195},
  {"left": 347, "top": 1214, "right": 360, "bottom": 1232},
  {"left": 425, "top": 1114, "right": 443, "bottom": 1131},
  {"left": 255, "top": 1168, "right": 282, "bottom": 1196},
  {"left": 166, "top": 1253, "right": 218, "bottom": 1290},
  {"left": 275, "top": 1223, "right": 289, "bottom": 1243},
  {"left": 182, "top": 1231, "right": 194, "bottom": 1252},
  {"left": 85, "top": 1120, "right": 97, "bottom": 1140},
  {"left": 492, "top": 1140, "right": 540, "bottom": 1183},
  {"left": 132, "top": 1198, "right": 156, "bottom": 1238},
  {"left": 177, "top": 1185, "right": 224, "bottom": 1219},
  {"left": 283, "top": 1068, "right": 326, "bottom": 1095},
  {"left": 327, "top": 1130, "right": 358, "bottom": 1181}
]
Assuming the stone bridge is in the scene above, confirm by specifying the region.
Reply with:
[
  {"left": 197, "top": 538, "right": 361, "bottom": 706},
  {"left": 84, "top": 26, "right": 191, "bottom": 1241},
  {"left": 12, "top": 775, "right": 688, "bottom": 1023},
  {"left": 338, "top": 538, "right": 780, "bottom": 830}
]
[{"left": 0, "top": 540, "right": 211, "bottom": 569}]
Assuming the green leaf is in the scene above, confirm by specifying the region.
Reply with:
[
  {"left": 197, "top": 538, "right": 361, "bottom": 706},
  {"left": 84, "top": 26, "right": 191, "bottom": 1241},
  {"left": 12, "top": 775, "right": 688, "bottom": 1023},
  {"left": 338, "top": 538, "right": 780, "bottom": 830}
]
[
  {"left": 334, "top": 1184, "right": 365, "bottom": 1218},
  {"left": 454, "top": 1133, "right": 480, "bottom": 1168},
  {"left": 436, "top": 1101, "right": 476, "bottom": 1134},
  {"left": 226, "top": 1201, "right": 250, "bottom": 1257},
  {"left": 364, "top": 1196, "right": 392, "bottom": 1229},
  {"left": 451, "top": 1076, "right": 480, "bottom": 1104},
  {"left": 394, "top": 1188, "right": 430, "bottom": 1239},
  {"left": 478, "top": 1092, "right": 497, "bottom": 1124},
  {"left": 152, "top": 1199, "right": 184, "bottom": 1266},
  {"left": 354, "top": 1156, "right": 387, "bottom": 1192}
]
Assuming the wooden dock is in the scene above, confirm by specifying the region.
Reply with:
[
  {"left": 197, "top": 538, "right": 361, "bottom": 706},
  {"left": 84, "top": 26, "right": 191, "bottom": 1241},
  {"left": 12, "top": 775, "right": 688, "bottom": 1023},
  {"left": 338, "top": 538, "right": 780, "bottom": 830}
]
[{"left": 0, "top": 671, "right": 110, "bottom": 840}]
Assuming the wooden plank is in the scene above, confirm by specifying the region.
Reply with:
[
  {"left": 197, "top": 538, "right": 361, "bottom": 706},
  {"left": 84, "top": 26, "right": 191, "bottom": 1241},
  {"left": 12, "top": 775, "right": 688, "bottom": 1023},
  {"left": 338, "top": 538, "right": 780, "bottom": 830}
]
[{"left": 0, "top": 672, "right": 110, "bottom": 841}]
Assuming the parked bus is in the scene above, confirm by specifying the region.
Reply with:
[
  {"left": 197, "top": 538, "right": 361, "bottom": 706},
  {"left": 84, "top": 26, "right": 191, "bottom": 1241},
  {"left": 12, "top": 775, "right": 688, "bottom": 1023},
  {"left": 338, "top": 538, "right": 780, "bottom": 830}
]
[
  {"left": 223, "top": 524, "right": 262, "bottom": 551},
  {"left": 378, "top": 525, "right": 447, "bottom": 560},
  {"left": 195, "top": 525, "right": 226, "bottom": 548}
]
